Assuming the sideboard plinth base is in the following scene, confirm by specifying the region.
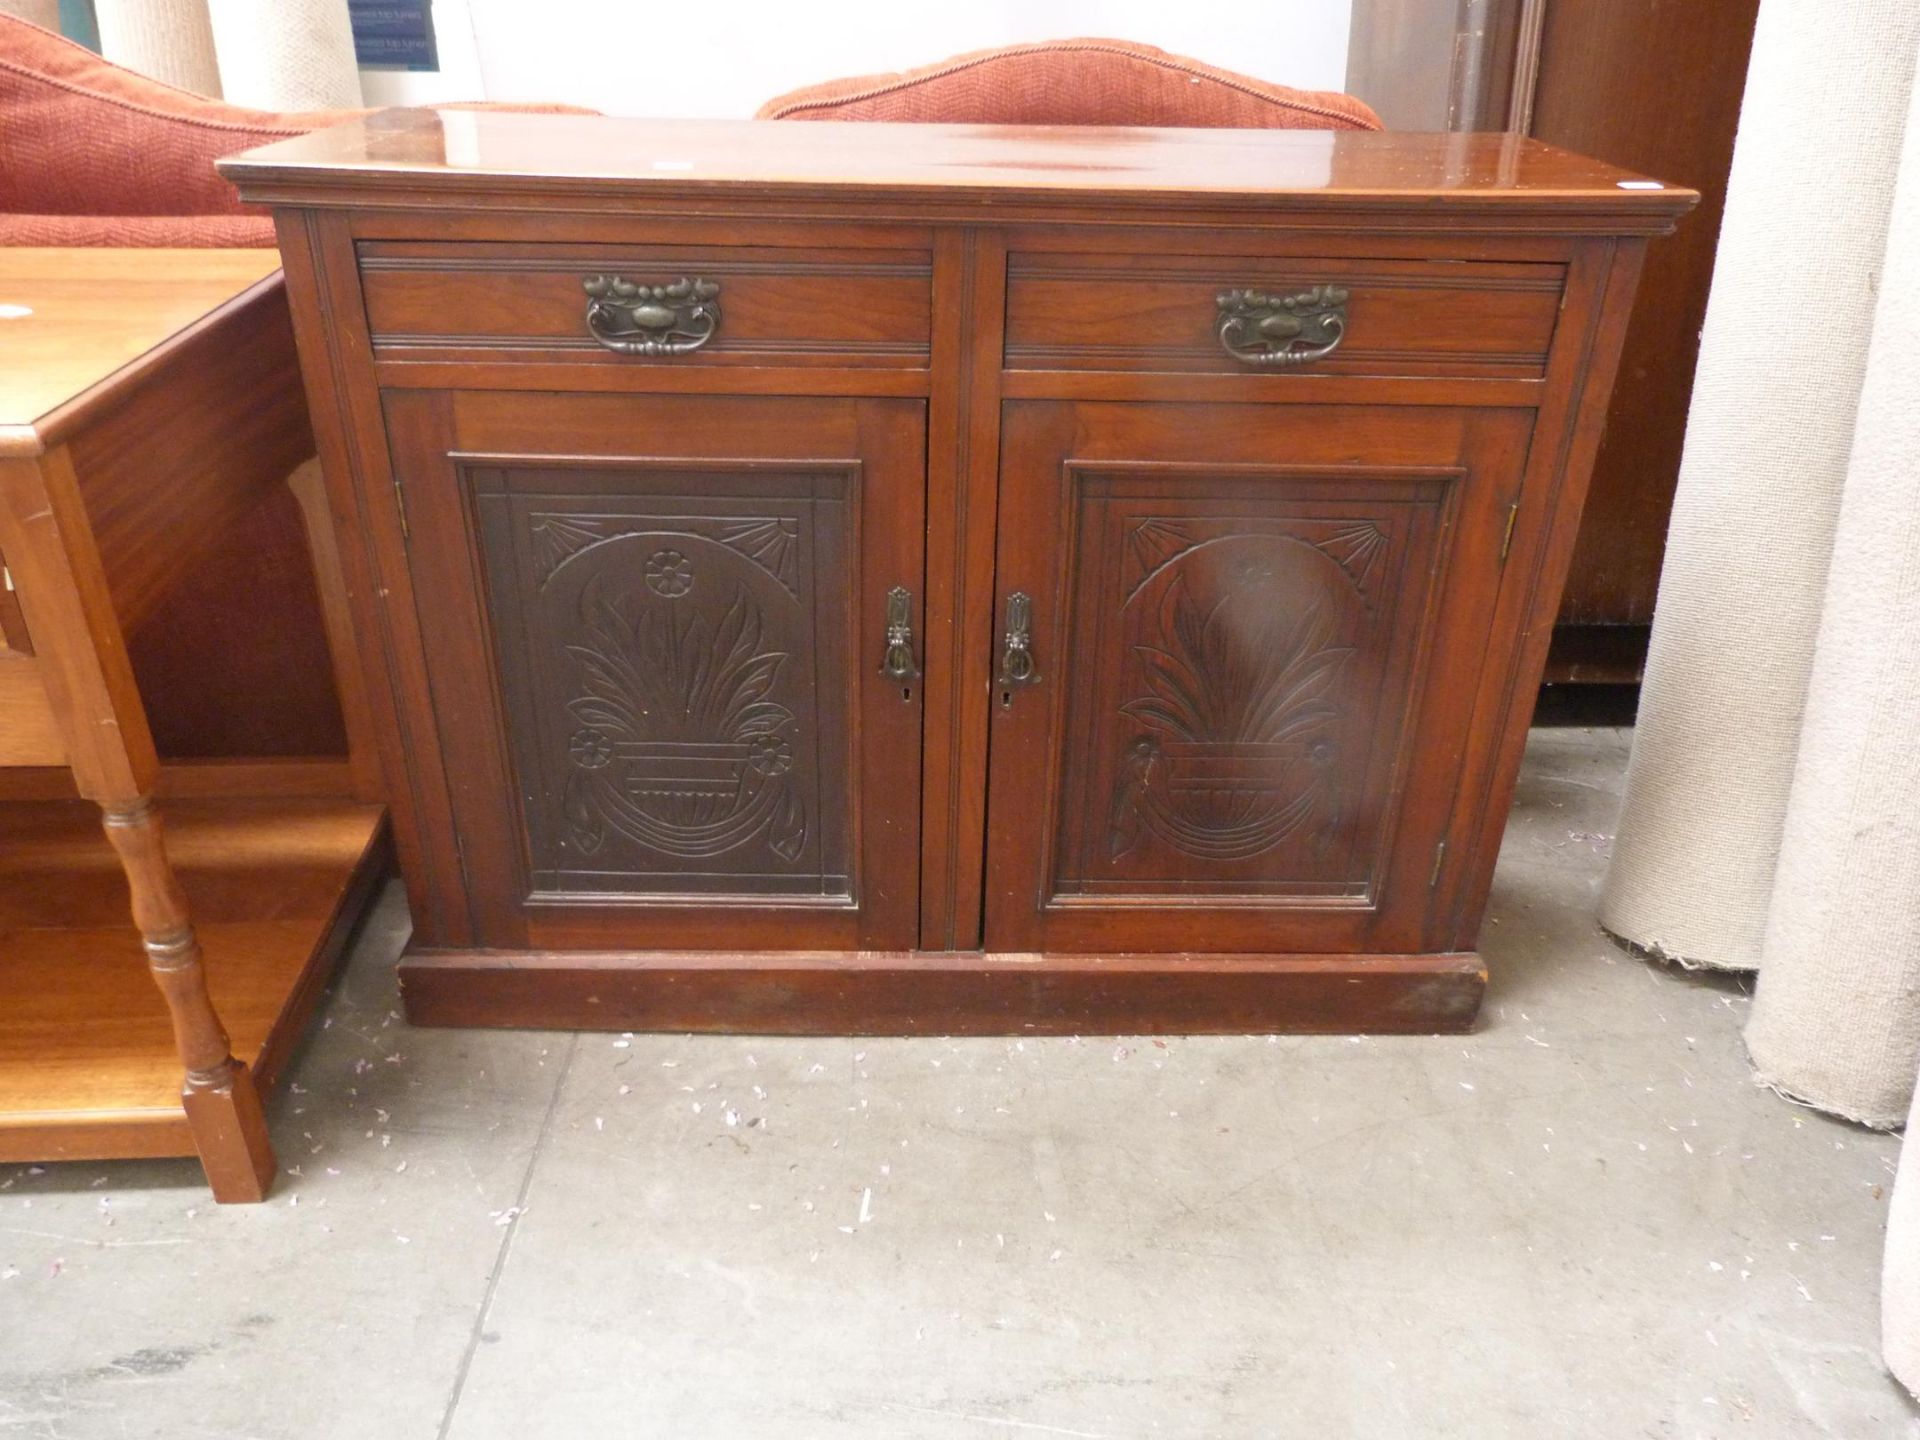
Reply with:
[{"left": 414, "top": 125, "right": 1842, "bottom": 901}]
[{"left": 397, "top": 947, "right": 1485, "bottom": 1036}]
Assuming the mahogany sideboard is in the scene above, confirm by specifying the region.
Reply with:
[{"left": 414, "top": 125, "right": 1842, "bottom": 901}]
[{"left": 222, "top": 113, "right": 1691, "bottom": 1035}]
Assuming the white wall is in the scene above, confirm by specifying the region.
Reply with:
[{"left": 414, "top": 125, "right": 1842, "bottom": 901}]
[{"left": 359, "top": 0, "right": 1353, "bottom": 117}]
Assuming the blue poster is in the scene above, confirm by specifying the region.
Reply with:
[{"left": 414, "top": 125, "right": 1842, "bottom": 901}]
[{"left": 348, "top": 0, "right": 439, "bottom": 72}]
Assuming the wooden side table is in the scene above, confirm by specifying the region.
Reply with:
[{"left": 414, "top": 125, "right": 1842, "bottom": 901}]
[{"left": 0, "top": 250, "right": 389, "bottom": 1202}]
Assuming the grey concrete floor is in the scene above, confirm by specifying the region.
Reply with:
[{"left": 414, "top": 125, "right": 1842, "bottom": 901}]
[{"left": 1, "top": 726, "right": 1915, "bottom": 1439}]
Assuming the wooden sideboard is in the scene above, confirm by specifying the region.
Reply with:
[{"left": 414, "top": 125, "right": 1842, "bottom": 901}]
[{"left": 223, "top": 113, "right": 1691, "bottom": 1034}]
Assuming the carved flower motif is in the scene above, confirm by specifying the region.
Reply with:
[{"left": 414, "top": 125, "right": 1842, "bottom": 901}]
[
  {"left": 747, "top": 734, "right": 792, "bottom": 776},
  {"left": 569, "top": 728, "right": 614, "bottom": 769},
  {"left": 644, "top": 549, "right": 693, "bottom": 598}
]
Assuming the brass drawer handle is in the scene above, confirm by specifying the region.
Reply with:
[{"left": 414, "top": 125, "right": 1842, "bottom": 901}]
[
  {"left": 881, "top": 585, "right": 920, "bottom": 680},
  {"left": 998, "top": 591, "right": 1039, "bottom": 688},
  {"left": 582, "top": 274, "right": 721, "bottom": 356},
  {"left": 1215, "top": 283, "right": 1349, "bottom": 368}
]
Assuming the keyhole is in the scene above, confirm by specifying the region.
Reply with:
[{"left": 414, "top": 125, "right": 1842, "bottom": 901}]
[
  {"left": 1001, "top": 689, "right": 1013, "bottom": 709},
  {"left": 901, "top": 685, "right": 912, "bottom": 704}
]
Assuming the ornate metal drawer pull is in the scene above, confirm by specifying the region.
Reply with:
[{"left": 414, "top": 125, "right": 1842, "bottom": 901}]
[
  {"left": 1215, "top": 283, "right": 1349, "bottom": 368},
  {"left": 881, "top": 586, "right": 920, "bottom": 680},
  {"left": 998, "top": 592, "right": 1039, "bottom": 688},
  {"left": 582, "top": 274, "right": 721, "bottom": 356}
]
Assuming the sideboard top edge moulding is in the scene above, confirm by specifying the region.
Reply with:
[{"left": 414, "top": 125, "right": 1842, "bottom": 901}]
[{"left": 220, "top": 111, "right": 1695, "bottom": 231}]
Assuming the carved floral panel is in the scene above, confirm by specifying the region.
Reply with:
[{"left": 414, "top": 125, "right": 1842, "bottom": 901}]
[
  {"left": 1050, "top": 470, "right": 1447, "bottom": 903},
  {"left": 472, "top": 465, "right": 854, "bottom": 901}
]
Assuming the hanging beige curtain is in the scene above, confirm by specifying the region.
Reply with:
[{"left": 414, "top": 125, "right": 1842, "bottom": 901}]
[
  {"left": 93, "top": 0, "right": 363, "bottom": 110},
  {"left": 1599, "top": 0, "right": 1920, "bottom": 1394}
]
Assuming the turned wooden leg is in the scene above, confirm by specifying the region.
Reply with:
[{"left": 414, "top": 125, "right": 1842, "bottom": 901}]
[{"left": 100, "top": 799, "right": 276, "bottom": 1202}]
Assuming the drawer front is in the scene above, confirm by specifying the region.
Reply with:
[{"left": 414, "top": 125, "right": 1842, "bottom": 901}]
[
  {"left": 1004, "top": 252, "right": 1565, "bottom": 379},
  {"left": 359, "top": 241, "right": 933, "bottom": 369}
]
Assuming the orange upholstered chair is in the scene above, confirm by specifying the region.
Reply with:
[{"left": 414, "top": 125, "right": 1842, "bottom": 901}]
[
  {"left": 757, "top": 37, "right": 1382, "bottom": 131},
  {"left": 0, "top": 11, "right": 589, "bottom": 247}
]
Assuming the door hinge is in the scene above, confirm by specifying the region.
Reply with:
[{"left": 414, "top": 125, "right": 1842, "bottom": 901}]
[
  {"left": 1429, "top": 840, "right": 1448, "bottom": 887},
  {"left": 392, "top": 476, "right": 410, "bottom": 542},
  {"left": 1500, "top": 501, "right": 1520, "bottom": 563}
]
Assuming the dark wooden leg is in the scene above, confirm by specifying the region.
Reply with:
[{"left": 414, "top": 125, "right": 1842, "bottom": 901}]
[{"left": 100, "top": 798, "right": 275, "bottom": 1202}]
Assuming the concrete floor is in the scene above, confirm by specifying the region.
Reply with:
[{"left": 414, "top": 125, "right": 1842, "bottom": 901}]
[{"left": 1, "top": 726, "right": 1914, "bottom": 1439}]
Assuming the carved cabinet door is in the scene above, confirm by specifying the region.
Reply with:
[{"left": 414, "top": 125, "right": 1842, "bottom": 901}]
[
  {"left": 384, "top": 390, "right": 925, "bottom": 953},
  {"left": 983, "top": 400, "right": 1535, "bottom": 956}
]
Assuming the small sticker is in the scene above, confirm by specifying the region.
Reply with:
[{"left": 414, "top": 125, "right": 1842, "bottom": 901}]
[
  {"left": 1617, "top": 180, "right": 1664, "bottom": 190},
  {"left": 651, "top": 159, "right": 696, "bottom": 172},
  {"left": 0, "top": 304, "right": 32, "bottom": 319}
]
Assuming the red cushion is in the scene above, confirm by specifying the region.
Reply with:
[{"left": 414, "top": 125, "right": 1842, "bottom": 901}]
[
  {"left": 0, "top": 11, "right": 358, "bottom": 220},
  {"left": 0, "top": 213, "right": 278, "bottom": 246},
  {"left": 0, "top": 12, "right": 594, "bottom": 245},
  {"left": 757, "top": 38, "right": 1381, "bottom": 131}
]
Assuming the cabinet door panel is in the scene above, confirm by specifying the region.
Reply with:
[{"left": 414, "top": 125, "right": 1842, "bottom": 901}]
[
  {"left": 387, "top": 390, "right": 925, "bottom": 952},
  {"left": 985, "top": 401, "right": 1532, "bottom": 955}
]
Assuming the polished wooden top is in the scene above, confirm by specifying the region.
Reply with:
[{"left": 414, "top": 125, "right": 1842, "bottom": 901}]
[
  {"left": 0, "top": 249, "right": 281, "bottom": 443},
  {"left": 219, "top": 111, "right": 1696, "bottom": 227}
]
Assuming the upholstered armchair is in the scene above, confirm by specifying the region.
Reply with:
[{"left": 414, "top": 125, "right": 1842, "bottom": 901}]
[{"left": 757, "top": 37, "right": 1382, "bottom": 131}]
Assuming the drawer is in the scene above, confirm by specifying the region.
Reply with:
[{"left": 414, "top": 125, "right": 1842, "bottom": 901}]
[
  {"left": 358, "top": 241, "right": 933, "bottom": 369},
  {"left": 1004, "top": 252, "right": 1566, "bottom": 379}
]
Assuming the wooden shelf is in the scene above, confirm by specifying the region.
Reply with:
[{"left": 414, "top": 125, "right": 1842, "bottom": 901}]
[{"left": 0, "top": 796, "right": 389, "bottom": 1162}]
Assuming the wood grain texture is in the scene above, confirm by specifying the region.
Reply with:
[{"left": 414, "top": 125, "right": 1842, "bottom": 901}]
[
  {"left": 0, "top": 249, "right": 280, "bottom": 444},
  {"left": 0, "top": 652, "right": 65, "bottom": 766},
  {"left": 0, "top": 799, "right": 388, "bottom": 1164},
  {"left": 287, "top": 458, "right": 383, "bottom": 799},
  {"left": 65, "top": 279, "right": 312, "bottom": 635},
  {"left": 0, "top": 448, "right": 155, "bottom": 800},
  {"left": 220, "top": 115, "right": 1692, "bottom": 233},
  {"left": 359, "top": 240, "right": 932, "bottom": 370},
  {"left": 238, "top": 118, "right": 1685, "bottom": 1034},
  {"left": 1005, "top": 252, "right": 1564, "bottom": 378},
  {"left": 1534, "top": 0, "right": 1760, "bottom": 642},
  {"left": 386, "top": 390, "right": 926, "bottom": 954},
  {"left": 399, "top": 948, "right": 1486, "bottom": 1036},
  {"left": 983, "top": 402, "right": 1533, "bottom": 958}
]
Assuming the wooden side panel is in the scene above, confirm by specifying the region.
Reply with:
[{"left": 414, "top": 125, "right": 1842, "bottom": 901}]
[
  {"left": 1440, "top": 239, "right": 1650, "bottom": 943},
  {"left": 67, "top": 283, "right": 314, "bottom": 637},
  {"left": 273, "top": 211, "right": 473, "bottom": 947},
  {"left": 1534, "top": 0, "right": 1759, "bottom": 635},
  {"left": 0, "top": 652, "right": 65, "bottom": 766}
]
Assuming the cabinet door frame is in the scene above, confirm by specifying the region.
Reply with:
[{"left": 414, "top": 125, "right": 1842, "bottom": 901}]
[
  {"left": 982, "top": 399, "right": 1535, "bottom": 956},
  {"left": 384, "top": 388, "right": 926, "bottom": 953}
]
